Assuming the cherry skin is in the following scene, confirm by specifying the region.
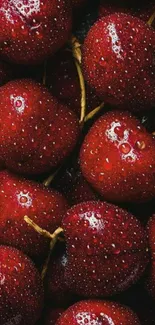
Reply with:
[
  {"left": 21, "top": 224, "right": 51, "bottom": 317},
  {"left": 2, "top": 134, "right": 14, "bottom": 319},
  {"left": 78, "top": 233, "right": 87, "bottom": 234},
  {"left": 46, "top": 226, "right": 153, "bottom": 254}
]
[
  {"left": 45, "top": 247, "right": 72, "bottom": 307},
  {"left": 80, "top": 111, "right": 155, "bottom": 203},
  {"left": 62, "top": 201, "right": 148, "bottom": 297},
  {"left": 82, "top": 13, "right": 155, "bottom": 112},
  {"left": 0, "top": 170, "right": 68, "bottom": 258},
  {"left": 146, "top": 215, "right": 155, "bottom": 299},
  {"left": 99, "top": 0, "right": 155, "bottom": 26},
  {"left": 56, "top": 300, "right": 141, "bottom": 325},
  {"left": 0, "top": 79, "right": 80, "bottom": 175},
  {"left": 0, "top": 0, "right": 72, "bottom": 65},
  {"left": 0, "top": 245, "right": 44, "bottom": 325},
  {"left": 43, "top": 308, "right": 64, "bottom": 325}
]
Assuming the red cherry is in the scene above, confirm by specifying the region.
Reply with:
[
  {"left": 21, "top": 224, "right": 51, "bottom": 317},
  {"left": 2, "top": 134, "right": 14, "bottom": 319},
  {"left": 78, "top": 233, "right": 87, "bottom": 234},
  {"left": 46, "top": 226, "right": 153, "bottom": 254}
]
[
  {"left": 0, "top": 79, "right": 80, "bottom": 175},
  {"left": 56, "top": 300, "right": 141, "bottom": 325},
  {"left": 0, "top": 0, "right": 72, "bottom": 65},
  {"left": 47, "top": 50, "right": 100, "bottom": 116},
  {"left": 80, "top": 111, "right": 155, "bottom": 203},
  {"left": 45, "top": 247, "right": 72, "bottom": 306},
  {"left": 82, "top": 13, "right": 155, "bottom": 111},
  {"left": 43, "top": 308, "right": 64, "bottom": 325},
  {"left": 0, "top": 245, "right": 44, "bottom": 325},
  {"left": 62, "top": 201, "right": 148, "bottom": 297},
  {"left": 99, "top": 0, "right": 155, "bottom": 26},
  {"left": 0, "top": 170, "right": 68, "bottom": 258}
]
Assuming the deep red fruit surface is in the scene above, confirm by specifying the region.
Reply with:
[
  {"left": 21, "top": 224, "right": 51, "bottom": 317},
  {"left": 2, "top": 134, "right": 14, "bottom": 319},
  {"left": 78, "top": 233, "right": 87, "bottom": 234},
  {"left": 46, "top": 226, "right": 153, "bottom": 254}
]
[
  {"left": 0, "top": 79, "right": 80, "bottom": 175},
  {"left": 99, "top": 1, "right": 155, "bottom": 26},
  {"left": 44, "top": 308, "right": 64, "bottom": 325},
  {"left": 62, "top": 201, "right": 148, "bottom": 297},
  {"left": 82, "top": 13, "right": 155, "bottom": 111},
  {"left": 0, "top": 171, "right": 68, "bottom": 257},
  {"left": 47, "top": 50, "right": 100, "bottom": 116},
  {"left": 146, "top": 216, "right": 155, "bottom": 299},
  {"left": 56, "top": 300, "right": 141, "bottom": 325},
  {"left": 0, "top": 245, "right": 44, "bottom": 325},
  {"left": 0, "top": 0, "right": 72, "bottom": 65},
  {"left": 45, "top": 248, "right": 72, "bottom": 306},
  {"left": 80, "top": 111, "right": 155, "bottom": 203}
]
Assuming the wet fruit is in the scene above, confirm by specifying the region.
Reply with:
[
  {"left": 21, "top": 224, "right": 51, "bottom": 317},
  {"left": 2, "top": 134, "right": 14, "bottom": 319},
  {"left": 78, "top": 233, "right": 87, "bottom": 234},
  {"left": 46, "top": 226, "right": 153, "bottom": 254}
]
[{"left": 0, "top": 245, "right": 44, "bottom": 325}]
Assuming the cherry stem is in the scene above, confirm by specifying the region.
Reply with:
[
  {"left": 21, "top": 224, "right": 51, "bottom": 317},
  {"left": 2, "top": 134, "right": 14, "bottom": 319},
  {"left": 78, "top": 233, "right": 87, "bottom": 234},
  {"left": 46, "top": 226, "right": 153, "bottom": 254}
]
[
  {"left": 71, "top": 35, "right": 82, "bottom": 64},
  {"left": 42, "top": 36, "right": 104, "bottom": 187},
  {"left": 24, "top": 216, "right": 64, "bottom": 278},
  {"left": 84, "top": 102, "right": 105, "bottom": 123},
  {"left": 43, "top": 60, "right": 47, "bottom": 86},
  {"left": 24, "top": 216, "right": 63, "bottom": 241},
  {"left": 43, "top": 165, "right": 62, "bottom": 187},
  {"left": 41, "top": 238, "right": 58, "bottom": 279},
  {"left": 71, "top": 36, "right": 86, "bottom": 126},
  {"left": 147, "top": 11, "right": 155, "bottom": 27},
  {"left": 42, "top": 101, "right": 105, "bottom": 186}
]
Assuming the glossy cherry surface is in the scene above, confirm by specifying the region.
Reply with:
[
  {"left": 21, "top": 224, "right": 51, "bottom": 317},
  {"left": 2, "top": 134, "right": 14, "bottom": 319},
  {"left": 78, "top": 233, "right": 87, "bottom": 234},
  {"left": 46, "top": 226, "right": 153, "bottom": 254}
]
[
  {"left": 0, "top": 171, "right": 68, "bottom": 257},
  {"left": 62, "top": 201, "right": 148, "bottom": 297},
  {"left": 0, "top": 245, "right": 44, "bottom": 325},
  {"left": 0, "top": 0, "right": 72, "bottom": 64},
  {"left": 56, "top": 300, "right": 141, "bottom": 325},
  {"left": 82, "top": 13, "right": 155, "bottom": 111},
  {"left": 80, "top": 111, "right": 155, "bottom": 203},
  {"left": 0, "top": 79, "right": 80, "bottom": 175}
]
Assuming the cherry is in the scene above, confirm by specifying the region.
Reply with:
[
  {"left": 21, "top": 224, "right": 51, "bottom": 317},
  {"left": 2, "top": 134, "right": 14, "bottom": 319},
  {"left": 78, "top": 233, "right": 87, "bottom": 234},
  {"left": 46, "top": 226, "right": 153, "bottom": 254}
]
[
  {"left": 47, "top": 49, "right": 100, "bottom": 116},
  {"left": 62, "top": 201, "right": 148, "bottom": 297},
  {"left": 146, "top": 215, "right": 155, "bottom": 299},
  {"left": 0, "top": 0, "right": 72, "bottom": 65},
  {"left": 0, "top": 170, "right": 68, "bottom": 258},
  {"left": 0, "top": 79, "right": 80, "bottom": 175},
  {"left": 82, "top": 13, "right": 155, "bottom": 112},
  {"left": 99, "top": 0, "right": 155, "bottom": 26},
  {"left": 80, "top": 111, "right": 155, "bottom": 203},
  {"left": 56, "top": 300, "right": 141, "bottom": 325},
  {"left": 0, "top": 245, "right": 44, "bottom": 325},
  {"left": 43, "top": 308, "right": 64, "bottom": 325},
  {"left": 45, "top": 246, "right": 72, "bottom": 307}
]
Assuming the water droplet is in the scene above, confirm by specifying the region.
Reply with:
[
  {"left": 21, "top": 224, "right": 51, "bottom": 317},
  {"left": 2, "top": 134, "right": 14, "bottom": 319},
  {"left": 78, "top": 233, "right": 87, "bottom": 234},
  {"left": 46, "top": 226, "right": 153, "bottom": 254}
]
[
  {"left": 114, "top": 248, "right": 121, "bottom": 255},
  {"left": 20, "top": 196, "right": 28, "bottom": 204},
  {"left": 120, "top": 142, "right": 131, "bottom": 154},
  {"left": 99, "top": 56, "right": 107, "bottom": 67},
  {"left": 103, "top": 158, "right": 112, "bottom": 170},
  {"left": 136, "top": 140, "right": 146, "bottom": 150}
]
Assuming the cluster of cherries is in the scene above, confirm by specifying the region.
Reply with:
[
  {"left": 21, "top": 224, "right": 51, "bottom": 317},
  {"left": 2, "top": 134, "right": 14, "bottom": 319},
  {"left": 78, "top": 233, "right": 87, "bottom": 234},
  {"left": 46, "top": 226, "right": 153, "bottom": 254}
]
[{"left": 0, "top": 0, "right": 155, "bottom": 325}]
